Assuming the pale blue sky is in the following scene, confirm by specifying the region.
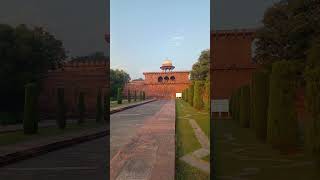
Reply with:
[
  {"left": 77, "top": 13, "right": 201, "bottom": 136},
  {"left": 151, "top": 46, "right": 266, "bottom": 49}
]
[{"left": 111, "top": 0, "right": 210, "bottom": 79}]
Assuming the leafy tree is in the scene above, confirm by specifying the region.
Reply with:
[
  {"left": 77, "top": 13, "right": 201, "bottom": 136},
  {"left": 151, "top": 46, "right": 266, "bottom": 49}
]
[
  {"left": 0, "top": 24, "right": 67, "bottom": 114},
  {"left": 190, "top": 49, "right": 210, "bottom": 81},
  {"left": 188, "top": 84, "right": 194, "bottom": 106},
  {"left": 110, "top": 69, "right": 130, "bottom": 99}
]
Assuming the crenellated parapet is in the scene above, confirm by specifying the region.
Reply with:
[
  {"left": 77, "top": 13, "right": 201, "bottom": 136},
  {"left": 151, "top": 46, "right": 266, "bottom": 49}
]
[{"left": 211, "top": 29, "right": 256, "bottom": 40}]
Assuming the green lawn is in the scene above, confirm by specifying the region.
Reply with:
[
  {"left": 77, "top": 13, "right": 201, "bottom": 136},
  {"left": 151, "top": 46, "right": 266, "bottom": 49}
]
[
  {"left": 175, "top": 100, "right": 210, "bottom": 180},
  {"left": 214, "top": 119, "right": 320, "bottom": 180},
  {"left": 0, "top": 121, "right": 106, "bottom": 147},
  {"left": 110, "top": 99, "right": 142, "bottom": 108}
]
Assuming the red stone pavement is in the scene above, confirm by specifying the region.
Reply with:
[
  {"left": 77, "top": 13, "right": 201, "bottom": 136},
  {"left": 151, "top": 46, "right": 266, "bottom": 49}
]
[{"left": 110, "top": 100, "right": 175, "bottom": 180}]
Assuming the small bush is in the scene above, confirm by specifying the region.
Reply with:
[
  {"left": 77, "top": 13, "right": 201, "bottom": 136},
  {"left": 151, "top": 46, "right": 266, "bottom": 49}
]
[
  {"left": 134, "top": 90, "right": 137, "bottom": 101},
  {"left": 23, "top": 83, "right": 39, "bottom": 134},
  {"left": 56, "top": 88, "right": 66, "bottom": 129},
  {"left": 78, "top": 92, "right": 86, "bottom": 124},
  {"left": 143, "top": 91, "right": 146, "bottom": 100}
]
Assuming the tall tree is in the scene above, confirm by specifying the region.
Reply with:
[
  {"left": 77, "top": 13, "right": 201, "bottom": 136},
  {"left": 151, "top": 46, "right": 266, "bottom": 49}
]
[
  {"left": 190, "top": 49, "right": 210, "bottom": 81},
  {"left": 110, "top": 69, "right": 130, "bottom": 98}
]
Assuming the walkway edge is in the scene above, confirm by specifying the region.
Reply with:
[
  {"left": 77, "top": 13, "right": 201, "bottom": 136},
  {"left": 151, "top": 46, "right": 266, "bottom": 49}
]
[
  {"left": 0, "top": 129, "right": 109, "bottom": 167},
  {"left": 110, "top": 98, "right": 157, "bottom": 114}
]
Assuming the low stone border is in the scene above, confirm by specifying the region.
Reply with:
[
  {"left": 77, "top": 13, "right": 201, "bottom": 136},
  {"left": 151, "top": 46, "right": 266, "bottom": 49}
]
[
  {"left": 0, "top": 129, "right": 109, "bottom": 167},
  {"left": 110, "top": 98, "right": 157, "bottom": 114}
]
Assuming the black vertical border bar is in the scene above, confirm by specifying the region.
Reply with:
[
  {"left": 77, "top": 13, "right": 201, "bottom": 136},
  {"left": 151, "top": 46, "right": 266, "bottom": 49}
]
[
  {"left": 210, "top": 0, "right": 215, "bottom": 179},
  {"left": 106, "top": 0, "right": 110, "bottom": 178}
]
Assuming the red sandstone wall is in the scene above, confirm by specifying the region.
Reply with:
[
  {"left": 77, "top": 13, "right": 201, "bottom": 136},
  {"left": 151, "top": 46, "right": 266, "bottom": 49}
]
[
  {"left": 39, "top": 60, "right": 109, "bottom": 118},
  {"left": 211, "top": 30, "right": 257, "bottom": 100}
]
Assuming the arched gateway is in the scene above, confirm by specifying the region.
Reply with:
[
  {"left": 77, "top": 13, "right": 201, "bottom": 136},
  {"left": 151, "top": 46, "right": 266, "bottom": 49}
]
[{"left": 123, "top": 60, "right": 191, "bottom": 99}]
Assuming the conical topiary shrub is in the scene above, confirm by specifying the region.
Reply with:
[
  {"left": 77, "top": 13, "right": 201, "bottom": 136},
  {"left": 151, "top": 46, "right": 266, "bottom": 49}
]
[
  {"left": 23, "top": 83, "right": 39, "bottom": 134},
  {"left": 252, "top": 71, "right": 269, "bottom": 141},
  {"left": 143, "top": 91, "right": 146, "bottom": 100},
  {"left": 78, "top": 92, "right": 86, "bottom": 124},
  {"left": 188, "top": 84, "right": 194, "bottom": 106},
  {"left": 134, "top": 90, "right": 137, "bottom": 102},
  {"left": 239, "top": 85, "right": 251, "bottom": 128},
  {"left": 193, "top": 81, "right": 204, "bottom": 110},
  {"left": 96, "top": 89, "right": 103, "bottom": 122},
  {"left": 117, "top": 88, "right": 122, "bottom": 104},
  {"left": 128, "top": 89, "right": 131, "bottom": 103},
  {"left": 57, "top": 88, "right": 66, "bottom": 129},
  {"left": 185, "top": 88, "right": 189, "bottom": 102},
  {"left": 267, "top": 61, "right": 298, "bottom": 148}
]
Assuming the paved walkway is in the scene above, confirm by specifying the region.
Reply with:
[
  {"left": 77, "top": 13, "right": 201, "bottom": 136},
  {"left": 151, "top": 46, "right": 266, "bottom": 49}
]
[
  {"left": 110, "top": 100, "right": 175, "bottom": 180},
  {"left": 0, "top": 137, "right": 108, "bottom": 180},
  {"left": 180, "top": 114, "right": 210, "bottom": 173}
]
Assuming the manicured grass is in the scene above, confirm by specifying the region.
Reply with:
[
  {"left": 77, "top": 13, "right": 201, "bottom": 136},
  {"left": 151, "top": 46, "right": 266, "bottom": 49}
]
[
  {"left": 175, "top": 100, "right": 210, "bottom": 180},
  {"left": 214, "top": 119, "right": 320, "bottom": 180},
  {"left": 110, "top": 99, "right": 142, "bottom": 108},
  {"left": 0, "top": 121, "right": 106, "bottom": 146}
]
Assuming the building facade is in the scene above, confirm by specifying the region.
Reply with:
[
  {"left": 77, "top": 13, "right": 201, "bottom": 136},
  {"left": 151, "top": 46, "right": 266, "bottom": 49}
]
[
  {"left": 39, "top": 59, "right": 109, "bottom": 118},
  {"left": 210, "top": 29, "right": 258, "bottom": 117},
  {"left": 124, "top": 60, "right": 191, "bottom": 99}
]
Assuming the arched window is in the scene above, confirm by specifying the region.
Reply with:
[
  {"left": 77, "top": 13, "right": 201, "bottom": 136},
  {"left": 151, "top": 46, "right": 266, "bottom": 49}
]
[
  {"left": 158, "top": 76, "right": 163, "bottom": 82},
  {"left": 170, "top": 76, "right": 175, "bottom": 81},
  {"left": 164, "top": 76, "right": 169, "bottom": 81}
]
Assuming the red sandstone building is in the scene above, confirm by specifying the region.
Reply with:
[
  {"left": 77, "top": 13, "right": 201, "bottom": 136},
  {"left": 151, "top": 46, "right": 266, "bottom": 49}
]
[
  {"left": 39, "top": 59, "right": 109, "bottom": 118},
  {"left": 210, "top": 29, "right": 258, "bottom": 116},
  {"left": 124, "top": 60, "right": 191, "bottom": 99}
]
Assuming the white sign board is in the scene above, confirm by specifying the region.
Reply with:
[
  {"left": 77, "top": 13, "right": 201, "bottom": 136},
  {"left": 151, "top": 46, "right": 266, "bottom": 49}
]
[
  {"left": 212, "top": 99, "right": 229, "bottom": 113},
  {"left": 176, "top": 93, "right": 182, "bottom": 98}
]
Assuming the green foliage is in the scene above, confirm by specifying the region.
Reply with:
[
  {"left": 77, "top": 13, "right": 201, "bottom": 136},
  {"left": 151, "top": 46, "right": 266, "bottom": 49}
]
[
  {"left": 193, "top": 81, "right": 204, "bottom": 110},
  {"left": 252, "top": 71, "right": 270, "bottom": 140},
  {"left": 78, "top": 92, "right": 86, "bottom": 124},
  {"left": 185, "top": 88, "right": 189, "bottom": 102},
  {"left": 203, "top": 80, "right": 210, "bottom": 111},
  {"left": 23, "top": 83, "right": 39, "bottom": 134},
  {"left": 110, "top": 69, "right": 130, "bottom": 99},
  {"left": 255, "top": 0, "right": 320, "bottom": 67},
  {"left": 190, "top": 49, "right": 210, "bottom": 81},
  {"left": 56, "top": 88, "right": 66, "bottom": 129},
  {"left": 267, "top": 61, "right": 299, "bottom": 148},
  {"left": 96, "top": 89, "right": 103, "bottom": 122},
  {"left": 143, "top": 91, "right": 146, "bottom": 100},
  {"left": 0, "top": 24, "right": 67, "bottom": 113},
  {"left": 134, "top": 91, "right": 137, "bottom": 102},
  {"left": 304, "top": 67, "right": 320, "bottom": 157},
  {"left": 139, "top": 91, "right": 143, "bottom": 100},
  {"left": 128, "top": 90, "right": 131, "bottom": 103},
  {"left": 117, "top": 88, "right": 122, "bottom": 104},
  {"left": 239, "top": 85, "right": 251, "bottom": 128},
  {"left": 188, "top": 84, "right": 194, "bottom": 106}
]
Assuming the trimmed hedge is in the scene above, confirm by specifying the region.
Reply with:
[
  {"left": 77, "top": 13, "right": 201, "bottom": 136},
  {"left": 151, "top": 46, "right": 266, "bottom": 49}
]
[
  {"left": 193, "top": 81, "right": 204, "bottom": 110},
  {"left": 239, "top": 85, "right": 251, "bottom": 128},
  {"left": 204, "top": 80, "right": 210, "bottom": 111},
  {"left": 188, "top": 84, "right": 194, "bottom": 106},
  {"left": 96, "top": 89, "right": 103, "bottom": 122},
  {"left": 23, "top": 83, "right": 39, "bottom": 134},
  {"left": 143, "top": 91, "right": 146, "bottom": 100},
  {"left": 252, "top": 71, "right": 270, "bottom": 141},
  {"left": 56, "top": 88, "right": 66, "bottom": 129},
  {"left": 185, "top": 88, "right": 189, "bottom": 102},
  {"left": 128, "top": 90, "right": 131, "bottom": 103},
  {"left": 304, "top": 67, "right": 320, "bottom": 156},
  {"left": 134, "top": 90, "right": 137, "bottom": 102},
  {"left": 139, "top": 91, "right": 143, "bottom": 100},
  {"left": 78, "top": 92, "right": 86, "bottom": 124},
  {"left": 117, "top": 88, "right": 122, "bottom": 104},
  {"left": 267, "top": 61, "right": 298, "bottom": 148}
]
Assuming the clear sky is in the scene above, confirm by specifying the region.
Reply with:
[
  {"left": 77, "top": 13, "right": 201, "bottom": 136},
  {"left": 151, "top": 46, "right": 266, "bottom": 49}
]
[{"left": 111, "top": 0, "right": 210, "bottom": 79}]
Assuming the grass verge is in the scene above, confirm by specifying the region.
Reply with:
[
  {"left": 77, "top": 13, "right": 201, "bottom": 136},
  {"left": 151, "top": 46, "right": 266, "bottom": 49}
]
[{"left": 175, "top": 99, "right": 210, "bottom": 180}]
